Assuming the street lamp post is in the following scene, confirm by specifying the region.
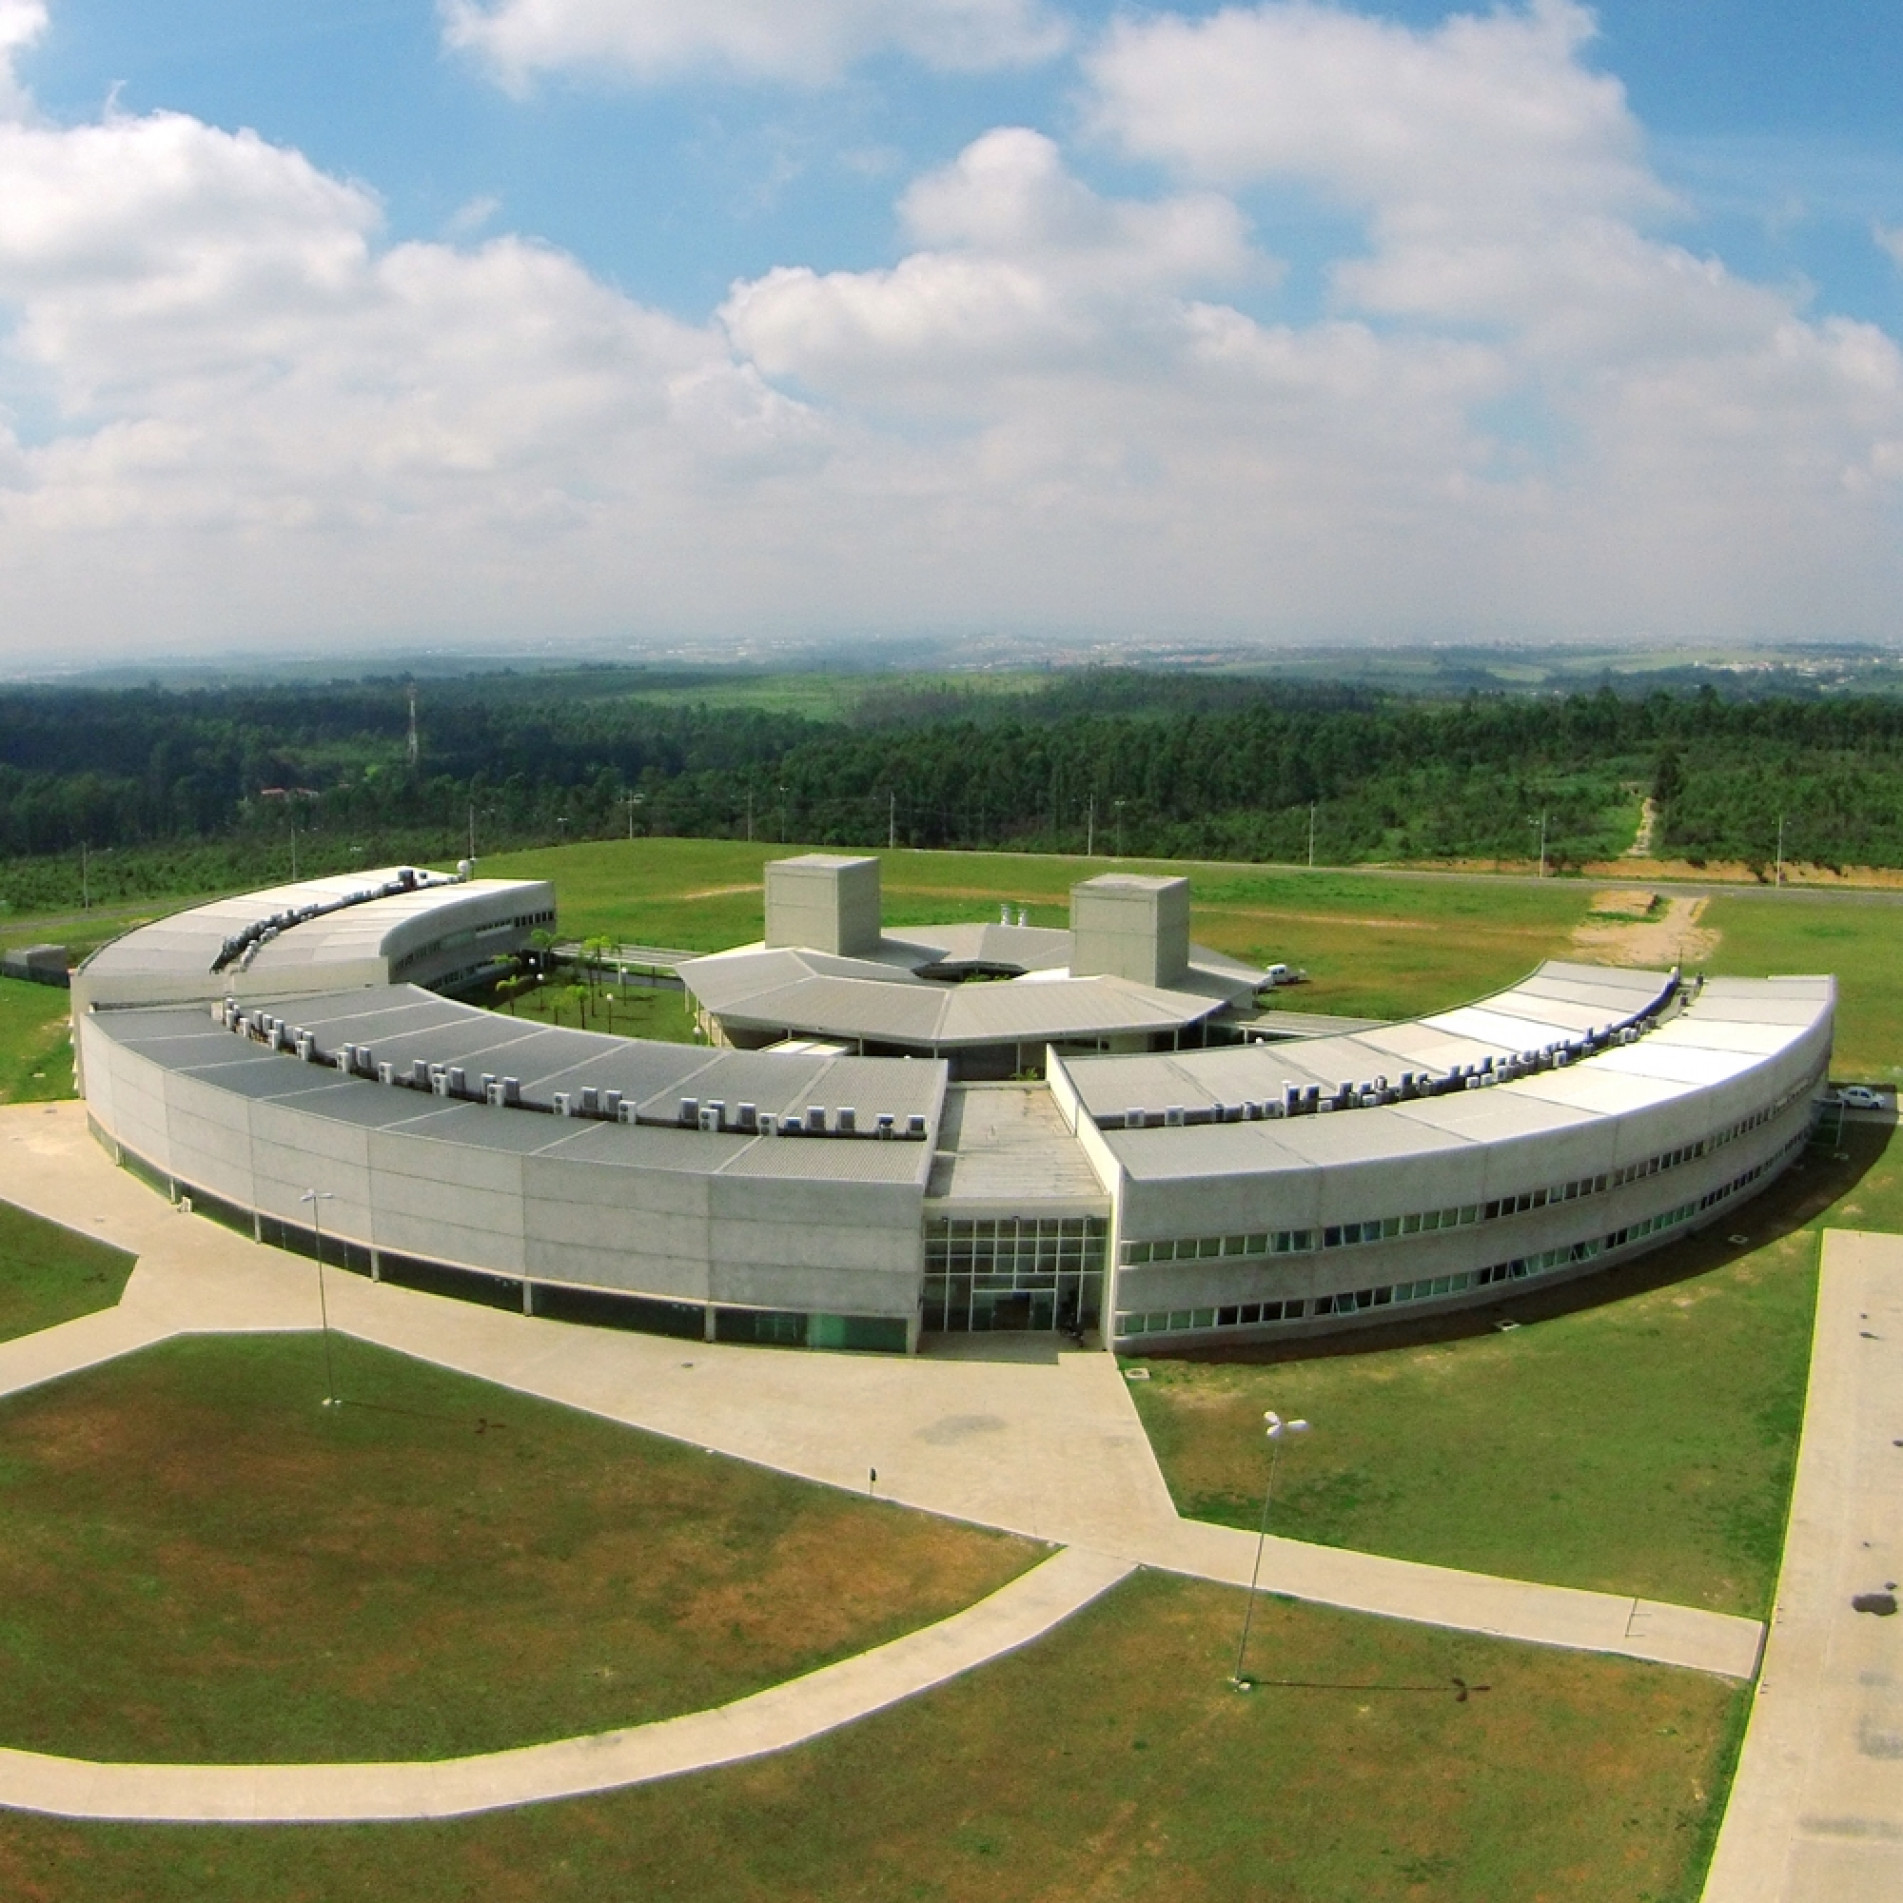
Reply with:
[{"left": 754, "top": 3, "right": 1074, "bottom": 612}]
[
  {"left": 1113, "top": 798, "right": 1126, "bottom": 859},
  {"left": 300, "top": 1188, "right": 338, "bottom": 1408},
  {"left": 1232, "top": 1409, "right": 1310, "bottom": 1689},
  {"left": 1530, "top": 811, "right": 1548, "bottom": 880}
]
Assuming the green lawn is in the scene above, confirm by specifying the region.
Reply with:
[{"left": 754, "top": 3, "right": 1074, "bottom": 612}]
[
  {"left": 0, "top": 1571, "right": 1741, "bottom": 1903},
  {"left": 0, "top": 1333, "right": 1033, "bottom": 1763},
  {"left": 478, "top": 839, "right": 1600, "bottom": 1022},
  {"left": 0, "top": 1198, "right": 135, "bottom": 1342},
  {"left": 1702, "top": 891, "right": 1903, "bottom": 1085},
  {"left": 1123, "top": 1123, "right": 1896, "bottom": 1618},
  {"left": 469, "top": 971, "right": 702, "bottom": 1043},
  {"left": 0, "top": 975, "right": 76, "bottom": 1104}
]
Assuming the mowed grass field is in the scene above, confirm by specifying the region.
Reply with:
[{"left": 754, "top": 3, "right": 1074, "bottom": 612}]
[
  {"left": 1702, "top": 890, "right": 1903, "bottom": 1084},
  {"left": 0, "top": 1333, "right": 1034, "bottom": 1763},
  {"left": 1122, "top": 1129, "right": 1869, "bottom": 1617},
  {"left": 468, "top": 969, "right": 701, "bottom": 1043},
  {"left": 0, "top": 1198, "right": 135, "bottom": 1341},
  {"left": 0, "top": 1571, "right": 1741, "bottom": 1903},
  {"left": 482, "top": 837, "right": 1599, "bottom": 1020},
  {"left": 0, "top": 975, "right": 76, "bottom": 1105}
]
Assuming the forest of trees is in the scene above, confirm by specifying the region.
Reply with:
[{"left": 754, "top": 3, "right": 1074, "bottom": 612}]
[{"left": 2, "top": 664, "right": 1902, "bottom": 911}]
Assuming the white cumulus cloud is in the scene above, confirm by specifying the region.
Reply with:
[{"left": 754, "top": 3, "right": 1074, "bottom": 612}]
[
  {"left": 725, "top": 128, "right": 1258, "bottom": 398},
  {"left": 0, "top": 2, "right": 1897, "bottom": 659},
  {"left": 441, "top": 0, "right": 1069, "bottom": 88}
]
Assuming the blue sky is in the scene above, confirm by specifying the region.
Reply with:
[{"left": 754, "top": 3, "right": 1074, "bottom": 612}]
[
  {"left": 22, "top": 1, "right": 1903, "bottom": 323},
  {"left": 0, "top": 1, "right": 1899, "bottom": 659}
]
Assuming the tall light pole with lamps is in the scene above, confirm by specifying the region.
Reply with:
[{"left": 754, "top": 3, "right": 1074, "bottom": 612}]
[
  {"left": 1232, "top": 1409, "right": 1310, "bottom": 1689},
  {"left": 300, "top": 1188, "right": 338, "bottom": 1408}
]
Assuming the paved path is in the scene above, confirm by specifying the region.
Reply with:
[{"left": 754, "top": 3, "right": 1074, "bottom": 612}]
[
  {"left": 0, "top": 1103, "right": 1763, "bottom": 1679},
  {"left": 0, "top": 1546, "right": 1133, "bottom": 1823},
  {"left": 0, "top": 1101, "right": 1767, "bottom": 1821},
  {"left": 1702, "top": 1230, "right": 1903, "bottom": 1903}
]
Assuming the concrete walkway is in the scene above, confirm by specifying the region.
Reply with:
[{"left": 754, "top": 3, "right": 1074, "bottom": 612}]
[
  {"left": 0, "top": 1546, "right": 1134, "bottom": 1824},
  {"left": 0, "top": 1101, "right": 1768, "bottom": 1821},
  {"left": 1702, "top": 1230, "right": 1903, "bottom": 1903},
  {"left": 0, "top": 1103, "right": 1763, "bottom": 1680}
]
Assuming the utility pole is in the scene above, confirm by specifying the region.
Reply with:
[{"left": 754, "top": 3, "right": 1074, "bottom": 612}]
[
  {"left": 406, "top": 689, "right": 418, "bottom": 771},
  {"left": 301, "top": 1188, "right": 338, "bottom": 1408},
  {"left": 626, "top": 794, "right": 637, "bottom": 842},
  {"left": 80, "top": 841, "right": 88, "bottom": 910},
  {"left": 1537, "top": 811, "right": 1548, "bottom": 881},
  {"left": 746, "top": 789, "right": 754, "bottom": 843},
  {"left": 290, "top": 814, "right": 298, "bottom": 881},
  {"left": 888, "top": 790, "right": 897, "bottom": 851},
  {"left": 1775, "top": 812, "right": 1785, "bottom": 889},
  {"left": 1307, "top": 804, "right": 1316, "bottom": 870},
  {"left": 1086, "top": 794, "right": 1095, "bottom": 858}
]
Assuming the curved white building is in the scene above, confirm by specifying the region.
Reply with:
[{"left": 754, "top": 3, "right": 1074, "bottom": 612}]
[{"left": 74, "top": 864, "right": 1834, "bottom": 1355}]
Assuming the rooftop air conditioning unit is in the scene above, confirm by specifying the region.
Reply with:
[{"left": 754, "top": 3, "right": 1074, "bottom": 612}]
[
  {"left": 502, "top": 1077, "right": 520, "bottom": 1106},
  {"left": 485, "top": 1081, "right": 506, "bottom": 1107},
  {"left": 806, "top": 1105, "right": 826, "bottom": 1133},
  {"left": 553, "top": 1091, "right": 573, "bottom": 1117},
  {"left": 603, "top": 1089, "right": 622, "bottom": 1119},
  {"left": 837, "top": 1107, "right": 856, "bottom": 1134},
  {"left": 679, "top": 1097, "right": 699, "bottom": 1126},
  {"left": 875, "top": 1113, "right": 894, "bottom": 1138},
  {"left": 906, "top": 1113, "right": 927, "bottom": 1138},
  {"left": 449, "top": 1067, "right": 467, "bottom": 1097},
  {"left": 580, "top": 1086, "right": 599, "bottom": 1116},
  {"left": 379, "top": 1062, "right": 396, "bottom": 1086},
  {"left": 1127, "top": 1108, "right": 1147, "bottom": 1129},
  {"left": 736, "top": 1102, "right": 755, "bottom": 1131},
  {"left": 1164, "top": 1106, "right": 1185, "bottom": 1128}
]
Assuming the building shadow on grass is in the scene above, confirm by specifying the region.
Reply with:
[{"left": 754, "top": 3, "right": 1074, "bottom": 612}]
[{"left": 1168, "top": 1118, "right": 1896, "bottom": 1370}]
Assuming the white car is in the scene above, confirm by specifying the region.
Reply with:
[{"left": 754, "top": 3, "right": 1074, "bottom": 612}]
[{"left": 1838, "top": 1085, "right": 1885, "bottom": 1111}]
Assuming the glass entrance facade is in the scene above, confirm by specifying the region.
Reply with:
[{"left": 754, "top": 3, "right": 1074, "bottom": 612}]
[{"left": 923, "top": 1213, "right": 1108, "bottom": 1332}]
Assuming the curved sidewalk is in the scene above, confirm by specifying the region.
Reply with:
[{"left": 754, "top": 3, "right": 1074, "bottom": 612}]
[
  {"left": 0, "top": 1546, "right": 1134, "bottom": 1824},
  {"left": 0, "top": 1102, "right": 1764, "bottom": 1684}
]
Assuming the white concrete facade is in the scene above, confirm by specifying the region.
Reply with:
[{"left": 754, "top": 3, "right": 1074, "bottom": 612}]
[{"left": 73, "top": 874, "right": 1834, "bottom": 1356}]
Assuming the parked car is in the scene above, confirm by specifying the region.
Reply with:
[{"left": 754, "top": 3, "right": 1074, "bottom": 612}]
[{"left": 1838, "top": 1085, "right": 1885, "bottom": 1110}]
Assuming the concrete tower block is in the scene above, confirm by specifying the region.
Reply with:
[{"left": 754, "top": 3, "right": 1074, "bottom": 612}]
[
  {"left": 1070, "top": 874, "right": 1190, "bottom": 987},
  {"left": 764, "top": 854, "right": 882, "bottom": 957}
]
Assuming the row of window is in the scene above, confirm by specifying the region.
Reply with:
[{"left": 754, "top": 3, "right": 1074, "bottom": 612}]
[
  {"left": 928, "top": 1216, "right": 1110, "bottom": 1244},
  {"left": 1116, "top": 1067, "right": 1822, "bottom": 1267},
  {"left": 922, "top": 1269, "right": 1103, "bottom": 1333},
  {"left": 925, "top": 1214, "right": 1111, "bottom": 1278},
  {"left": 393, "top": 909, "right": 551, "bottom": 976},
  {"left": 1112, "top": 1129, "right": 1802, "bottom": 1339}
]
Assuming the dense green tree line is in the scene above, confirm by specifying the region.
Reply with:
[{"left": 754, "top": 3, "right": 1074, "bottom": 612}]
[{"left": 3, "top": 668, "right": 1903, "bottom": 910}]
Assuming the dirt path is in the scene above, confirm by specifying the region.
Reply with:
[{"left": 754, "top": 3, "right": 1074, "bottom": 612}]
[
  {"left": 1571, "top": 894, "right": 1719, "bottom": 967},
  {"left": 1624, "top": 797, "right": 1660, "bottom": 858}
]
